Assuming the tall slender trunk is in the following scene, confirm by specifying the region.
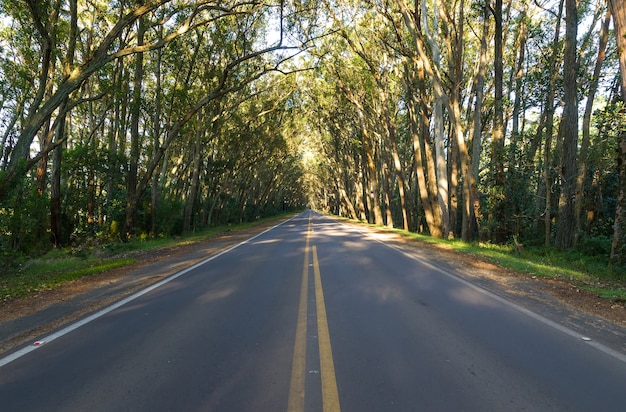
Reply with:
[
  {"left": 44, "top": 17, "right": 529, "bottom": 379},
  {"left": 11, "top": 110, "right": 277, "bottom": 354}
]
[
  {"left": 50, "top": 0, "right": 77, "bottom": 247},
  {"left": 362, "top": 127, "right": 384, "bottom": 225},
  {"left": 609, "top": 0, "right": 626, "bottom": 264},
  {"left": 510, "top": 0, "right": 528, "bottom": 170},
  {"left": 424, "top": 0, "right": 449, "bottom": 237},
  {"left": 383, "top": 160, "right": 394, "bottom": 227},
  {"left": 50, "top": 115, "right": 65, "bottom": 247},
  {"left": 555, "top": 0, "right": 579, "bottom": 249},
  {"left": 440, "top": 0, "right": 472, "bottom": 241},
  {"left": 123, "top": 15, "right": 146, "bottom": 239},
  {"left": 184, "top": 126, "right": 204, "bottom": 232},
  {"left": 576, "top": 8, "right": 611, "bottom": 238},
  {"left": 404, "top": 58, "right": 443, "bottom": 238},
  {"left": 491, "top": 0, "right": 507, "bottom": 243},
  {"left": 469, "top": 3, "right": 490, "bottom": 239},
  {"left": 151, "top": 30, "right": 164, "bottom": 237},
  {"left": 395, "top": 0, "right": 448, "bottom": 237},
  {"left": 382, "top": 95, "right": 409, "bottom": 231},
  {"left": 542, "top": 0, "right": 565, "bottom": 246}
]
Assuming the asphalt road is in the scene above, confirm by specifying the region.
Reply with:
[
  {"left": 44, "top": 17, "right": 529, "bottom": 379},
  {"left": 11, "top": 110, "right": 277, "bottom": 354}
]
[{"left": 1, "top": 211, "right": 626, "bottom": 411}]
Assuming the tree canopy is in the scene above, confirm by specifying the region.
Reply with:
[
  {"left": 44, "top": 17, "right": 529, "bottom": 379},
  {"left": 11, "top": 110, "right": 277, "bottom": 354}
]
[{"left": 1, "top": 0, "right": 625, "bottom": 267}]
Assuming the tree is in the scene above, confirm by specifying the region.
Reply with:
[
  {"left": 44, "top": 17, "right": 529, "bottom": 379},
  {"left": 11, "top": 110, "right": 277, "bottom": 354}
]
[
  {"left": 491, "top": 0, "right": 507, "bottom": 243},
  {"left": 554, "top": 0, "right": 579, "bottom": 249},
  {"left": 609, "top": 0, "right": 626, "bottom": 264},
  {"left": 576, "top": 5, "right": 611, "bottom": 238}
]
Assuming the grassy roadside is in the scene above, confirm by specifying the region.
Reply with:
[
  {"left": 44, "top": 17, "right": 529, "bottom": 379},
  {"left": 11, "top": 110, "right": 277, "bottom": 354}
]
[
  {"left": 4, "top": 212, "right": 624, "bottom": 305},
  {"left": 340, "top": 217, "right": 626, "bottom": 304},
  {"left": 1, "top": 213, "right": 294, "bottom": 302}
]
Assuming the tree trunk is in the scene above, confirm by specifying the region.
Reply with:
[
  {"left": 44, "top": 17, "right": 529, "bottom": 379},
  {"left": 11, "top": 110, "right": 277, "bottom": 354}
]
[
  {"left": 541, "top": 0, "right": 565, "bottom": 246},
  {"left": 123, "top": 15, "right": 146, "bottom": 239},
  {"left": 491, "top": 0, "right": 507, "bottom": 243},
  {"left": 440, "top": 0, "right": 472, "bottom": 241},
  {"left": 337, "top": 177, "right": 359, "bottom": 219},
  {"left": 609, "top": 0, "right": 626, "bottom": 264},
  {"left": 50, "top": 121, "right": 64, "bottom": 247},
  {"left": 396, "top": 0, "right": 449, "bottom": 237},
  {"left": 576, "top": 8, "right": 611, "bottom": 238},
  {"left": 363, "top": 130, "right": 384, "bottom": 225},
  {"left": 383, "top": 95, "right": 410, "bottom": 231},
  {"left": 382, "top": 160, "right": 394, "bottom": 228},
  {"left": 404, "top": 58, "right": 443, "bottom": 238},
  {"left": 423, "top": 0, "right": 450, "bottom": 237},
  {"left": 469, "top": 3, "right": 490, "bottom": 240},
  {"left": 510, "top": 0, "right": 528, "bottom": 171},
  {"left": 151, "top": 30, "right": 164, "bottom": 237},
  {"left": 555, "top": 0, "right": 579, "bottom": 249},
  {"left": 50, "top": 0, "right": 77, "bottom": 247},
  {"left": 184, "top": 126, "right": 204, "bottom": 232}
]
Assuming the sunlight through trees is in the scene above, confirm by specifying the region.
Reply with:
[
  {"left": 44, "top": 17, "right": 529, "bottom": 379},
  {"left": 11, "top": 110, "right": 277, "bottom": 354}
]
[{"left": 0, "top": 0, "right": 625, "bottom": 267}]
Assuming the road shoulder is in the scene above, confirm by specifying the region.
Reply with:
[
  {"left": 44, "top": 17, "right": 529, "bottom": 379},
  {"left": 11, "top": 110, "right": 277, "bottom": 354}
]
[
  {"left": 0, "top": 218, "right": 288, "bottom": 356},
  {"left": 2, "top": 214, "right": 625, "bottom": 358},
  {"left": 339, "top": 219, "right": 626, "bottom": 355}
]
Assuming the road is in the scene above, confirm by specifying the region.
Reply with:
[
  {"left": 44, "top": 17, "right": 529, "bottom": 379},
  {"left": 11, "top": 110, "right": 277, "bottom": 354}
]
[{"left": 1, "top": 211, "right": 626, "bottom": 411}]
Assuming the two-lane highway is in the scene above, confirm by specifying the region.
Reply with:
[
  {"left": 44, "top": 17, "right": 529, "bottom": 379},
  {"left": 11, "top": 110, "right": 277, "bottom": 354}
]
[{"left": 2, "top": 211, "right": 626, "bottom": 411}]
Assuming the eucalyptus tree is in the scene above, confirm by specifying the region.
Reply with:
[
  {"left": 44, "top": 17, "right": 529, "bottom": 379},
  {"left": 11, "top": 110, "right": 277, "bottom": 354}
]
[
  {"left": 321, "top": 1, "right": 410, "bottom": 229},
  {"left": 320, "top": 42, "right": 387, "bottom": 225},
  {"left": 552, "top": 0, "right": 578, "bottom": 249},
  {"left": 392, "top": 0, "right": 480, "bottom": 240},
  {"left": 489, "top": 0, "right": 508, "bottom": 242},
  {"left": 576, "top": 3, "right": 611, "bottom": 240},
  {"left": 1, "top": 0, "right": 170, "bottom": 197},
  {"left": 609, "top": 0, "right": 626, "bottom": 265},
  {"left": 0, "top": 0, "right": 315, "bottom": 251}
]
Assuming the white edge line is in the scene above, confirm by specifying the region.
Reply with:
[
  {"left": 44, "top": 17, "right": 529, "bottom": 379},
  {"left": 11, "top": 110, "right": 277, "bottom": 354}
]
[
  {"left": 0, "top": 214, "right": 298, "bottom": 369},
  {"left": 330, "top": 217, "right": 626, "bottom": 364}
]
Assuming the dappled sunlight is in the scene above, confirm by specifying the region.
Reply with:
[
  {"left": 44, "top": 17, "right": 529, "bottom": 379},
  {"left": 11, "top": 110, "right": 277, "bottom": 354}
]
[
  {"left": 363, "top": 231, "right": 402, "bottom": 243},
  {"left": 358, "top": 283, "right": 406, "bottom": 305},
  {"left": 448, "top": 287, "right": 500, "bottom": 309},
  {"left": 341, "top": 240, "right": 369, "bottom": 251},
  {"left": 250, "top": 238, "right": 281, "bottom": 245},
  {"left": 195, "top": 286, "right": 238, "bottom": 304}
]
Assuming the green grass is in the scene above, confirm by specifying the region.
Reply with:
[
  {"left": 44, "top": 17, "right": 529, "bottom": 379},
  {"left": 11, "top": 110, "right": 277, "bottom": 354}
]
[
  {"left": 1, "top": 257, "right": 135, "bottom": 300},
  {"left": 1, "top": 213, "right": 296, "bottom": 302},
  {"left": 4, "top": 211, "right": 625, "bottom": 305}
]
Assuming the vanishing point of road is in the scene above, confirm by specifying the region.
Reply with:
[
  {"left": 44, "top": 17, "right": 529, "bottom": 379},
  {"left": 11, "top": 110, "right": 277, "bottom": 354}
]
[{"left": 2, "top": 211, "right": 626, "bottom": 411}]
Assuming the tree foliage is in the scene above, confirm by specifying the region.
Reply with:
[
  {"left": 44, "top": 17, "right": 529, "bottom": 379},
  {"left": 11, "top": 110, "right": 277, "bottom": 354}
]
[{"left": 1, "top": 0, "right": 625, "bottom": 272}]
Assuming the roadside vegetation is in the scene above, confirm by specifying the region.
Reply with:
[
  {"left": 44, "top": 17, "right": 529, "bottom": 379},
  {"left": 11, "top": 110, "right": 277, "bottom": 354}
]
[
  {"left": 1, "top": 212, "right": 625, "bottom": 308},
  {"left": 0, "top": 214, "right": 292, "bottom": 302},
  {"left": 1, "top": 1, "right": 626, "bottom": 308},
  {"left": 348, "top": 218, "right": 626, "bottom": 304},
  {"left": 412, "top": 234, "right": 626, "bottom": 303}
]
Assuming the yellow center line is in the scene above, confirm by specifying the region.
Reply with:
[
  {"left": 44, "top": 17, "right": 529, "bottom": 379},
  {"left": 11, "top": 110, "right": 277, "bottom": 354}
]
[
  {"left": 288, "top": 215, "right": 341, "bottom": 412},
  {"left": 287, "top": 218, "right": 311, "bottom": 412},
  {"left": 313, "top": 245, "right": 341, "bottom": 412}
]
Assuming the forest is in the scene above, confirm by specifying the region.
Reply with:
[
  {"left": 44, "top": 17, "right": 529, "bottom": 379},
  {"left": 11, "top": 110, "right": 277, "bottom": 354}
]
[{"left": 1, "top": 0, "right": 625, "bottom": 270}]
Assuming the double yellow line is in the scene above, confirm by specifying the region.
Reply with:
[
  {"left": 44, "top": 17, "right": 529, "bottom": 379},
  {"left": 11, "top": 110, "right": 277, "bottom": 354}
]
[{"left": 287, "top": 218, "right": 341, "bottom": 412}]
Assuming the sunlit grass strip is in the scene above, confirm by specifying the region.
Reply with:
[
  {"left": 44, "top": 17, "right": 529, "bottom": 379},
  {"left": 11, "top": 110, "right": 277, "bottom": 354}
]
[
  {"left": 1, "top": 212, "right": 298, "bottom": 302},
  {"left": 1, "top": 258, "right": 135, "bottom": 300},
  {"left": 334, "top": 215, "right": 626, "bottom": 303}
]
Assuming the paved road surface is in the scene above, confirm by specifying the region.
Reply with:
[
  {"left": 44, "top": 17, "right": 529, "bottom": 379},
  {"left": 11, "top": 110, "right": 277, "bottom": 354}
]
[{"left": 1, "top": 211, "right": 626, "bottom": 411}]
